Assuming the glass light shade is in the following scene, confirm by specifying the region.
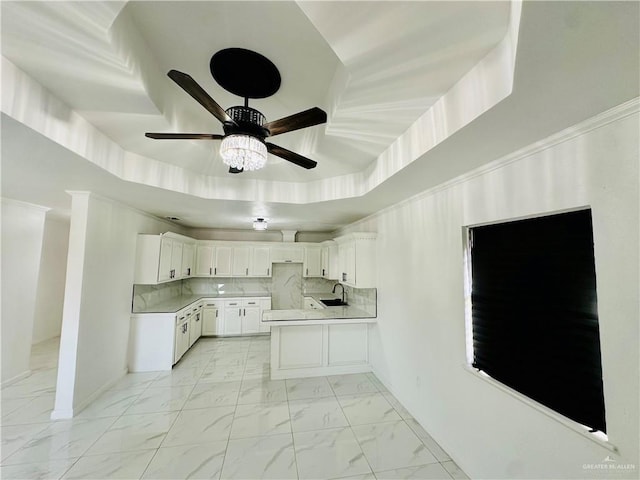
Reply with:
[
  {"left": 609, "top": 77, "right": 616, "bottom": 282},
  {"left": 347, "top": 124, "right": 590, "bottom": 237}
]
[
  {"left": 253, "top": 218, "right": 268, "bottom": 230},
  {"left": 220, "top": 134, "right": 267, "bottom": 171}
]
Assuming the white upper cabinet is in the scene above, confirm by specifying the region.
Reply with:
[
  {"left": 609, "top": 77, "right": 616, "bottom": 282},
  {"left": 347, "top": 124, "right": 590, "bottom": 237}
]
[
  {"left": 194, "top": 242, "right": 271, "bottom": 278},
  {"left": 232, "top": 246, "right": 251, "bottom": 276},
  {"left": 170, "top": 240, "right": 183, "bottom": 281},
  {"left": 303, "top": 246, "right": 322, "bottom": 277},
  {"left": 321, "top": 240, "right": 339, "bottom": 280},
  {"left": 134, "top": 233, "right": 190, "bottom": 284},
  {"left": 251, "top": 246, "right": 271, "bottom": 277},
  {"left": 271, "top": 244, "right": 304, "bottom": 263},
  {"left": 214, "top": 245, "right": 233, "bottom": 276},
  {"left": 158, "top": 236, "right": 173, "bottom": 282},
  {"left": 182, "top": 243, "right": 195, "bottom": 277},
  {"left": 335, "top": 233, "right": 377, "bottom": 288},
  {"left": 195, "top": 244, "right": 214, "bottom": 276}
]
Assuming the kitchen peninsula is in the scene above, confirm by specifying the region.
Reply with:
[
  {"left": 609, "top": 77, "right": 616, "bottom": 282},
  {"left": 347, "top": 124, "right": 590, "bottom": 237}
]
[{"left": 263, "top": 292, "right": 377, "bottom": 380}]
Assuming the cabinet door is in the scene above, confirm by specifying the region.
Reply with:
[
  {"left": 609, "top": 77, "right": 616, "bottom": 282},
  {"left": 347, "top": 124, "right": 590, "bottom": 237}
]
[
  {"left": 242, "top": 307, "right": 260, "bottom": 334},
  {"left": 251, "top": 246, "right": 271, "bottom": 277},
  {"left": 187, "top": 313, "right": 196, "bottom": 347},
  {"left": 271, "top": 246, "right": 303, "bottom": 263},
  {"left": 171, "top": 240, "right": 183, "bottom": 280},
  {"left": 232, "top": 246, "right": 250, "bottom": 276},
  {"left": 224, "top": 300, "right": 242, "bottom": 334},
  {"left": 214, "top": 246, "right": 233, "bottom": 276},
  {"left": 321, "top": 243, "right": 338, "bottom": 280},
  {"left": 174, "top": 319, "right": 189, "bottom": 363},
  {"left": 341, "top": 242, "right": 356, "bottom": 284},
  {"left": 321, "top": 247, "right": 329, "bottom": 278},
  {"left": 192, "top": 309, "right": 202, "bottom": 340},
  {"left": 195, "top": 245, "right": 214, "bottom": 276},
  {"left": 202, "top": 306, "right": 221, "bottom": 335},
  {"left": 158, "top": 237, "right": 173, "bottom": 282},
  {"left": 182, "top": 244, "right": 194, "bottom": 277},
  {"left": 304, "top": 247, "right": 322, "bottom": 277}
]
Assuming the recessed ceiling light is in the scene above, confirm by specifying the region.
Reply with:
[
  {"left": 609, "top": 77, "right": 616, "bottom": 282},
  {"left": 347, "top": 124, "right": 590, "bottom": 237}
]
[{"left": 253, "top": 218, "right": 268, "bottom": 230}]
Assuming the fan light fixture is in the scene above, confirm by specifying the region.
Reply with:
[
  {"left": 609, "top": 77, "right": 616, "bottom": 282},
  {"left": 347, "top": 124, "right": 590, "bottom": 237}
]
[
  {"left": 220, "top": 134, "right": 267, "bottom": 171},
  {"left": 253, "top": 218, "right": 268, "bottom": 230}
]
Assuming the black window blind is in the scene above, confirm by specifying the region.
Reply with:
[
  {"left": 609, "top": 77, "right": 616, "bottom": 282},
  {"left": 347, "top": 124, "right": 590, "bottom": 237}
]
[{"left": 470, "top": 209, "right": 606, "bottom": 433}]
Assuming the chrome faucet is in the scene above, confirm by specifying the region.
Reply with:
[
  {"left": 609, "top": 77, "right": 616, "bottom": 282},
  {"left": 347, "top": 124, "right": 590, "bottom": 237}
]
[{"left": 332, "top": 283, "right": 347, "bottom": 304}]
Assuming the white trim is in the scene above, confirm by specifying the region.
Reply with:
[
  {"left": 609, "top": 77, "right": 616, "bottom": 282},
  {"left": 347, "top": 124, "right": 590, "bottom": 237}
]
[
  {"left": 271, "top": 364, "right": 371, "bottom": 380},
  {"left": 0, "top": 370, "right": 32, "bottom": 388},
  {"left": 462, "top": 364, "right": 618, "bottom": 454},
  {"left": 51, "top": 367, "right": 129, "bottom": 419},
  {"left": 64, "top": 191, "right": 185, "bottom": 233},
  {"left": 336, "top": 97, "right": 640, "bottom": 235},
  {"left": 0, "top": 197, "right": 51, "bottom": 212}
]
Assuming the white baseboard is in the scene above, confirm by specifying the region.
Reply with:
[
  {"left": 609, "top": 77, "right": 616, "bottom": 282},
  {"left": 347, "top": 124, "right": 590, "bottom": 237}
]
[
  {"left": 271, "top": 364, "right": 371, "bottom": 380},
  {"left": 50, "top": 368, "right": 129, "bottom": 420},
  {"left": 50, "top": 408, "right": 74, "bottom": 420},
  {"left": 1, "top": 370, "right": 32, "bottom": 388}
]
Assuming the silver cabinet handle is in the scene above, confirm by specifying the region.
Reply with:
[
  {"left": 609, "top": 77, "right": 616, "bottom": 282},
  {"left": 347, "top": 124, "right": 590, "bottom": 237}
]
[
  {"left": 243, "top": 308, "right": 246, "bottom": 316},
  {"left": 246, "top": 268, "right": 248, "bottom": 275},
  {"left": 216, "top": 310, "right": 218, "bottom": 317},
  {"left": 267, "top": 268, "right": 270, "bottom": 276},
  {"left": 209, "top": 267, "right": 212, "bottom": 275},
  {"left": 214, "top": 267, "right": 217, "bottom": 275}
]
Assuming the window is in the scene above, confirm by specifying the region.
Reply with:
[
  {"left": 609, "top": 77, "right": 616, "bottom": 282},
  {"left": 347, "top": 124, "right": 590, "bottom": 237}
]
[{"left": 468, "top": 209, "right": 606, "bottom": 434}]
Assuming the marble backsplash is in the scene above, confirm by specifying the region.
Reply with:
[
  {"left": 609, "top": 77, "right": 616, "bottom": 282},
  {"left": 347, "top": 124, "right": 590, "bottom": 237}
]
[
  {"left": 271, "top": 263, "right": 302, "bottom": 310},
  {"left": 343, "top": 286, "right": 377, "bottom": 315},
  {"left": 132, "top": 269, "right": 339, "bottom": 311}
]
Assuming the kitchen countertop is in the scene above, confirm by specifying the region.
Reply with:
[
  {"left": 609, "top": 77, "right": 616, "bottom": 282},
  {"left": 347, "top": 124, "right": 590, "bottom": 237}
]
[
  {"left": 132, "top": 293, "right": 271, "bottom": 314},
  {"left": 262, "top": 293, "right": 376, "bottom": 326}
]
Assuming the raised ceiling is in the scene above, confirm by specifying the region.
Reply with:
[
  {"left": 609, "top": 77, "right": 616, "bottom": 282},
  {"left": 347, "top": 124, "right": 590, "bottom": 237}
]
[{"left": 1, "top": 1, "right": 638, "bottom": 232}]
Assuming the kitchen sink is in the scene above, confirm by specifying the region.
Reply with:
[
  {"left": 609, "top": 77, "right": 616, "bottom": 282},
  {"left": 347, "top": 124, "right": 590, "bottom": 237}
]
[{"left": 320, "top": 299, "right": 348, "bottom": 307}]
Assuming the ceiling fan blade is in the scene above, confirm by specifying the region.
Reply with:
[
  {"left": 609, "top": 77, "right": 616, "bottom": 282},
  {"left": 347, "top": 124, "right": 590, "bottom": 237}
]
[
  {"left": 145, "top": 133, "right": 224, "bottom": 140},
  {"left": 167, "top": 70, "right": 236, "bottom": 125},
  {"left": 263, "top": 107, "right": 327, "bottom": 137},
  {"left": 267, "top": 143, "right": 317, "bottom": 169}
]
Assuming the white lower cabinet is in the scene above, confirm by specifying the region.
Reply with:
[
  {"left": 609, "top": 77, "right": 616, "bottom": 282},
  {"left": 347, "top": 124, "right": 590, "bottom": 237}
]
[
  {"left": 241, "top": 299, "right": 261, "bottom": 334},
  {"left": 202, "top": 300, "right": 224, "bottom": 335},
  {"left": 174, "top": 310, "right": 190, "bottom": 364},
  {"left": 213, "top": 297, "right": 271, "bottom": 336},
  {"left": 190, "top": 304, "right": 202, "bottom": 346},
  {"left": 270, "top": 322, "right": 370, "bottom": 380},
  {"left": 223, "top": 300, "right": 243, "bottom": 335},
  {"left": 130, "top": 296, "right": 271, "bottom": 372}
]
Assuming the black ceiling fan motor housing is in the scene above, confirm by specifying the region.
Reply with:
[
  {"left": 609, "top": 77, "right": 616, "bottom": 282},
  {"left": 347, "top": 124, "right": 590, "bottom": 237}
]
[{"left": 223, "top": 106, "right": 269, "bottom": 137}]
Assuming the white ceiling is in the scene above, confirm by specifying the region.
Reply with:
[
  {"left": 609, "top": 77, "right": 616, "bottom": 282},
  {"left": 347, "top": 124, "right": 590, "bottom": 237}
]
[{"left": 1, "top": 1, "right": 638, "bottom": 233}]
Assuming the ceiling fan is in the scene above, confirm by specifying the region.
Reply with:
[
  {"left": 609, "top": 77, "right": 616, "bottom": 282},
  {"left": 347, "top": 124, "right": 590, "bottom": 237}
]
[{"left": 145, "top": 48, "right": 327, "bottom": 173}]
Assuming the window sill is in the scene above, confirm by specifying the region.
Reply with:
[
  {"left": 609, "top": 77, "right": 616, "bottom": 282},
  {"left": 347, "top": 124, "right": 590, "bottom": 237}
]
[{"left": 462, "top": 364, "right": 618, "bottom": 454}]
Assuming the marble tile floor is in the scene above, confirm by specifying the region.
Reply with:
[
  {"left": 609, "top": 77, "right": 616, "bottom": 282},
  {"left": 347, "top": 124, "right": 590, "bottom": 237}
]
[{"left": 1, "top": 336, "right": 469, "bottom": 480}]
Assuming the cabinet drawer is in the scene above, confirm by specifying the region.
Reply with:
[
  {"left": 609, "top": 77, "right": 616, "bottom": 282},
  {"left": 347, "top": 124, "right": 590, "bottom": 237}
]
[
  {"left": 242, "top": 298, "right": 261, "bottom": 307},
  {"left": 202, "top": 300, "right": 223, "bottom": 308}
]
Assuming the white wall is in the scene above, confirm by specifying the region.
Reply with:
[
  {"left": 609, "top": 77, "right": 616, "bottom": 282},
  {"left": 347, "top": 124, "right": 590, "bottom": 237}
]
[
  {"left": 338, "top": 107, "right": 639, "bottom": 478},
  {"left": 1, "top": 198, "right": 48, "bottom": 385},
  {"left": 52, "top": 192, "right": 187, "bottom": 418},
  {"left": 32, "top": 213, "right": 70, "bottom": 344}
]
